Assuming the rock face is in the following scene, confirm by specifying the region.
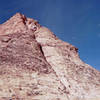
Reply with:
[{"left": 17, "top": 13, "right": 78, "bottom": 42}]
[{"left": 0, "top": 13, "right": 100, "bottom": 100}]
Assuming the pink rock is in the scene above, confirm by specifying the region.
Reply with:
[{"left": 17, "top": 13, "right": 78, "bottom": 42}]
[{"left": 0, "top": 13, "right": 100, "bottom": 100}]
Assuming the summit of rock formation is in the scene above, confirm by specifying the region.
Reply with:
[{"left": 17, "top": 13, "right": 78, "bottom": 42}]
[{"left": 0, "top": 13, "right": 100, "bottom": 100}]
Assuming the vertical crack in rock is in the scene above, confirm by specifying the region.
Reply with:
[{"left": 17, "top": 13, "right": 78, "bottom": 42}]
[
  {"left": 35, "top": 40, "right": 70, "bottom": 100},
  {"left": 33, "top": 32, "right": 70, "bottom": 99}
]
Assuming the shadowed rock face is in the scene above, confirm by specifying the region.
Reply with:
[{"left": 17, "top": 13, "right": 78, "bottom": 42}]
[{"left": 0, "top": 13, "right": 100, "bottom": 100}]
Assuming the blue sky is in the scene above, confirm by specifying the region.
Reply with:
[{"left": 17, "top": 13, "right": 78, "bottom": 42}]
[{"left": 0, "top": 0, "right": 100, "bottom": 70}]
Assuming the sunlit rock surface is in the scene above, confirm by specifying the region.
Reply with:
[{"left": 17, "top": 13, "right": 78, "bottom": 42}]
[{"left": 0, "top": 13, "right": 100, "bottom": 100}]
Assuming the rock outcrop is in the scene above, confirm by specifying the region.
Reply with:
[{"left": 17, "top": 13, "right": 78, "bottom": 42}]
[{"left": 0, "top": 13, "right": 100, "bottom": 100}]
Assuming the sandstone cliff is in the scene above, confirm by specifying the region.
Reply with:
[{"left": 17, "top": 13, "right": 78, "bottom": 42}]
[{"left": 0, "top": 13, "right": 100, "bottom": 100}]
